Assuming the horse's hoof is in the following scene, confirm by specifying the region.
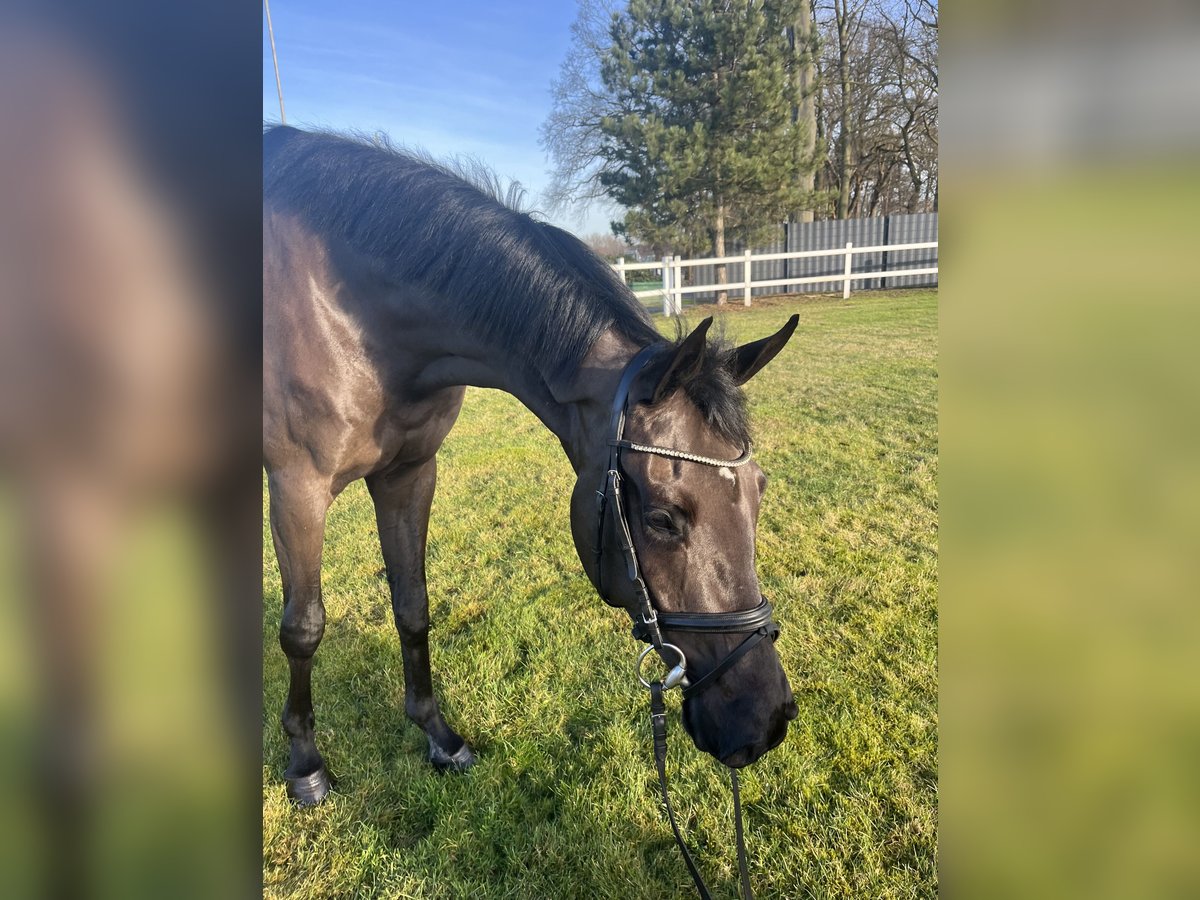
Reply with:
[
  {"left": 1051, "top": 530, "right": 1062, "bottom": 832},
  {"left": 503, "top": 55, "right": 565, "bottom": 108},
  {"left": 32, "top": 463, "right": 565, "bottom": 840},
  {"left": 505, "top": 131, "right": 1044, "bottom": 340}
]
[
  {"left": 428, "top": 737, "right": 476, "bottom": 772},
  {"left": 286, "top": 765, "right": 333, "bottom": 806}
]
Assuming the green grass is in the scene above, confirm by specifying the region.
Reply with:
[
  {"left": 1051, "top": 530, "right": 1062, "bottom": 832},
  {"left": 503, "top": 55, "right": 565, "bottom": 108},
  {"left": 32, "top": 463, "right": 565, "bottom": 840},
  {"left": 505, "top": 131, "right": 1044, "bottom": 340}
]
[{"left": 263, "top": 290, "right": 938, "bottom": 899}]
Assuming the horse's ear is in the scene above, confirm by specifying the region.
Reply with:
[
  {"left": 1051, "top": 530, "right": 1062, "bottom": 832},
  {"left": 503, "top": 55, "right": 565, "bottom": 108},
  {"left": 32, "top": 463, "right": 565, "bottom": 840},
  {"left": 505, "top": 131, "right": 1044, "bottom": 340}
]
[
  {"left": 729, "top": 314, "right": 799, "bottom": 385},
  {"left": 652, "top": 317, "right": 713, "bottom": 404}
]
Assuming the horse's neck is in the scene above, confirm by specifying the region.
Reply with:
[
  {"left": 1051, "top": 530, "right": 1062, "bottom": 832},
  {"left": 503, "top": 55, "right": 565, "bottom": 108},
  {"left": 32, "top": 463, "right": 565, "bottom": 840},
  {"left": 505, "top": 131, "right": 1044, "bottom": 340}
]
[
  {"left": 546, "top": 328, "right": 646, "bottom": 472},
  {"left": 416, "top": 326, "right": 643, "bottom": 473}
]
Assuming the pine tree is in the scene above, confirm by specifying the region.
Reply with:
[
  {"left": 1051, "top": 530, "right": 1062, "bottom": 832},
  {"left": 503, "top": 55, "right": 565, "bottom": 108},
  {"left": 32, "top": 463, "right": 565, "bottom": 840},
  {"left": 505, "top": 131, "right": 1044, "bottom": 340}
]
[{"left": 597, "top": 0, "right": 815, "bottom": 301}]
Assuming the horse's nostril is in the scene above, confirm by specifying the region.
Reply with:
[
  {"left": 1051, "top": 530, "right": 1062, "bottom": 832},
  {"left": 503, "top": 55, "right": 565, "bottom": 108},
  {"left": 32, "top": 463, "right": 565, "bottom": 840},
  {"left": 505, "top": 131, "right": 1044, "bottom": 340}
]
[{"left": 784, "top": 701, "right": 799, "bottom": 721}]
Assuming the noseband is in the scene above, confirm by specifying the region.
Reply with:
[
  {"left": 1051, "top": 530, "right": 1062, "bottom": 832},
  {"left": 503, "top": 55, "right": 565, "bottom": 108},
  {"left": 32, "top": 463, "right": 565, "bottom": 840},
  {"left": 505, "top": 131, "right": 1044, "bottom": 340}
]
[
  {"left": 594, "top": 344, "right": 781, "bottom": 696},
  {"left": 593, "top": 343, "right": 784, "bottom": 900}
]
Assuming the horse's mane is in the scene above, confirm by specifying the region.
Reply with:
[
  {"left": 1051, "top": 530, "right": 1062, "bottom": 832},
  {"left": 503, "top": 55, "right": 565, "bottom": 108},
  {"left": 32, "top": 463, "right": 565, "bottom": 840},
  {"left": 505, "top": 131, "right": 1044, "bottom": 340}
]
[{"left": 262, "top": 125, "right": 749, "bottom": 445}]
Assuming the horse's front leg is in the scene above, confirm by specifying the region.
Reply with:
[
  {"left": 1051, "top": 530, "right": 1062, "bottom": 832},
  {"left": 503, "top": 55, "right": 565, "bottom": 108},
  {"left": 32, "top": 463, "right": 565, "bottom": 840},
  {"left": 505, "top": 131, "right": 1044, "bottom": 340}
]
[
  {"left": 267, "top": 469, "right": 333, "bottom": 805},
  {"left": 367, "top": 458, "right": 475, "bottom": 770}
]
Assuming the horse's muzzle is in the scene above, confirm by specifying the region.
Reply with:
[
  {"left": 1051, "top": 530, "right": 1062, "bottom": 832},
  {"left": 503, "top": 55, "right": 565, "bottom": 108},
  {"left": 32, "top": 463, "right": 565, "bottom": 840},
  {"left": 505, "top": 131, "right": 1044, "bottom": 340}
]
[{"left": 713, "top": 700, "right": 797, "bottom": 768}]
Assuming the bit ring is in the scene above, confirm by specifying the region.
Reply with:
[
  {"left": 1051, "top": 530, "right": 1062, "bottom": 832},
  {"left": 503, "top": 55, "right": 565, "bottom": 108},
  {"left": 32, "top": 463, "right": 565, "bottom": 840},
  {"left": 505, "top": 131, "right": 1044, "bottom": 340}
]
[{"left": 636, "top": 643, "right": 687, "bottom": 690}]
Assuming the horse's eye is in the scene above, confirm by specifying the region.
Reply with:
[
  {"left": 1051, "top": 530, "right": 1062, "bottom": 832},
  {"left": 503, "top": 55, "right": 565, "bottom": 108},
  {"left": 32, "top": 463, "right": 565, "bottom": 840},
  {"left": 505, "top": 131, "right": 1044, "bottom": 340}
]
[{"left": 645, "top": 508, "right": 681, "bottom": 536}]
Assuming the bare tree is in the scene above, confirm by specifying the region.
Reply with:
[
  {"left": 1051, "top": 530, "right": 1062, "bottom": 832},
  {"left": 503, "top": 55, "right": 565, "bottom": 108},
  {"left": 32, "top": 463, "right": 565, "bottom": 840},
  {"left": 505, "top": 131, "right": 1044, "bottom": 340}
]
[
  {"left": 829, "top": 0, "right": 870, "bottom": 218},
  {"left": 539, "top": 0, "right": 623, "bottom": 215},
  {"left": 883, "top": 0, "right": 938, "bottom": 212},
  {"left": 581, "top": 232, "right": 632, "bottom": 260},
  {"left": 813, "top": 0, "right": 937, "bottom": 219}
]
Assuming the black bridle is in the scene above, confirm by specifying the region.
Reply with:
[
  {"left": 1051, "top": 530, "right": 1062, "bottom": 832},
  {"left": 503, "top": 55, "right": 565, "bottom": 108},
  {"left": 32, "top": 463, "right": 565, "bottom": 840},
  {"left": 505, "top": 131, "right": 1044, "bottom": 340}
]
[{"left": 593, "top": 343, "right": 783, "bottom": 900}]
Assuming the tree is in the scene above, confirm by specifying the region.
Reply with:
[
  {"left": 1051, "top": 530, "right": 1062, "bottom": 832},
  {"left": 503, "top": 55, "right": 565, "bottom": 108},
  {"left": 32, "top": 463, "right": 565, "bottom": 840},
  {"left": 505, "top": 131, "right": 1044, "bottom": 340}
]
[
  {"left": 827, "top": 0, "right": 868, "bottom": 218},
  {"left": 582, "top": 231, "right": 633, "bottom": 260},
  {"left": 545, "top": 0, "right": 817, "bottom": 302},
  {"left": 812, "top": 0, "right": 937, "bottom": 218},
  {"left": 540, "top": 0, "right": 624, "bottom": 213},
  {"left": 788, "top": 0, "right": 821, "bottom": 224},
  {"left": 881, "top": 0, "right": 938, "bottom": 212},
  {"left": 543, "top": 0, "right": 938, "bottom": 258},
  {"left": 784, "top": 1, "right": 823, "bottom": 286}
]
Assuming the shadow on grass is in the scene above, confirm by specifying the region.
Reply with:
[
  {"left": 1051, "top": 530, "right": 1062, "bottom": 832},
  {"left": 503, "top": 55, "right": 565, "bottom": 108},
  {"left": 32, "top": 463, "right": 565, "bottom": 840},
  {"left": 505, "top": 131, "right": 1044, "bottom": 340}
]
[{"left": 265, "top": 581, "right": 725, "bottom": 899}]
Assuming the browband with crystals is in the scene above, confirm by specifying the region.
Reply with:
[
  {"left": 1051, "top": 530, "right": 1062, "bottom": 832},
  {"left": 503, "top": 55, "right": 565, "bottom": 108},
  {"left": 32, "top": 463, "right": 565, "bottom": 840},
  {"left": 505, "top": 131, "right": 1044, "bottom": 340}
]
[{"left": 609, "top": 440, "right": 753, "bottom": 468}]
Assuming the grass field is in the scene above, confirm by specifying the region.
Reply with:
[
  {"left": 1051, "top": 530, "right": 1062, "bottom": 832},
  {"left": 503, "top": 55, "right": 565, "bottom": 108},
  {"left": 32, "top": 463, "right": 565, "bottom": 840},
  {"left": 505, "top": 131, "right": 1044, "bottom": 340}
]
[{"left": 263, "top": 290, "right": 938, "bottom": 899}]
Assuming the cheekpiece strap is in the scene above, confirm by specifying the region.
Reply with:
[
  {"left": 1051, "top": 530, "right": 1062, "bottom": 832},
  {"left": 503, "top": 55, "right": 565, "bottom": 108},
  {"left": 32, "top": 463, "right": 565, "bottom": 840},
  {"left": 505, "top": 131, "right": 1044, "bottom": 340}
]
[{"left": 608, "top": 343, "right": 667, "bottom": 443}]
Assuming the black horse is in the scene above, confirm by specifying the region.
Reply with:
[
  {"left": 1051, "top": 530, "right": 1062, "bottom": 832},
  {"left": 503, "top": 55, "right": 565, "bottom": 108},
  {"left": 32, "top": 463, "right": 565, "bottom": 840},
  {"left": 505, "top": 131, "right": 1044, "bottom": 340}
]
[{"left": 263, "top": 126, "right": 799, "bottom": 807}]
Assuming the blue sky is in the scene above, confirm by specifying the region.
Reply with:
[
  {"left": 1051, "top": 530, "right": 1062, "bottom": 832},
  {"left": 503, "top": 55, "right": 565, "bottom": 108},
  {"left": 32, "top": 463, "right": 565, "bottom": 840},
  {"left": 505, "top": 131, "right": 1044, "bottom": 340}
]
[{"left": 263, "top": 0, "right": 621, "bottom": 235}]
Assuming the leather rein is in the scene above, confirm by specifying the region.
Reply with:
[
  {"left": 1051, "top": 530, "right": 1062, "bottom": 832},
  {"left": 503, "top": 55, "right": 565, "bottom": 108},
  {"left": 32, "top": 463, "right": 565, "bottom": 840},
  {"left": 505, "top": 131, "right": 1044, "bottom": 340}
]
[{"left": 594, "top": 343, "right": 782, "bottom": 900}]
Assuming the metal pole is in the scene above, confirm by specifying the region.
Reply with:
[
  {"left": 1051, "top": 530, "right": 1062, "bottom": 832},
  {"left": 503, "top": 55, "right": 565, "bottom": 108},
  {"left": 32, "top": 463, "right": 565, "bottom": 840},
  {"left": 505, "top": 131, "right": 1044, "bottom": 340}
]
[{"left": 265, "top": 0, "right": 287, "bottom": 124}]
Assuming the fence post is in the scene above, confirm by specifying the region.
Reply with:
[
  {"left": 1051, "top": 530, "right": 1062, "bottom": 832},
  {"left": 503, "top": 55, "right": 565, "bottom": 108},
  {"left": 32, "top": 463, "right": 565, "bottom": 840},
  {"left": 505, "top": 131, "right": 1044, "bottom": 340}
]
[
  {"left": 843, "top": 242, "right": 853, "bottom": 299},
  {"left": 672, "top": 255, "right": 683, "bottom": 314},
  {"left": 743, "top": 249, "right": 753, "bottom": 306},
  {"left": 881, "top": 216, "right": 890, "bottom": 291},
  {"left": 661, "top": 255, "right": 672, "bottom": 316}
]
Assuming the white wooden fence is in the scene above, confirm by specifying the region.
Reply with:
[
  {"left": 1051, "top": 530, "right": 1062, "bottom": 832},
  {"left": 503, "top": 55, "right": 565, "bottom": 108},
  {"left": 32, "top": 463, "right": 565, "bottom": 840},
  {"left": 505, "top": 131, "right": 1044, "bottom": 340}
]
[{"left": 612, "top": 240, "right": 939, "bottom": 316}]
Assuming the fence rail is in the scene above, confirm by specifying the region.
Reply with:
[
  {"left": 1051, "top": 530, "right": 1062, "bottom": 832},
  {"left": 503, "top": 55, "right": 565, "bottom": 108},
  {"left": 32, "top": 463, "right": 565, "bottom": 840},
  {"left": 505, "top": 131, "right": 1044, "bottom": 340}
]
[{"left": 613, "top": 238, "right": 938, "bottom": 315}]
